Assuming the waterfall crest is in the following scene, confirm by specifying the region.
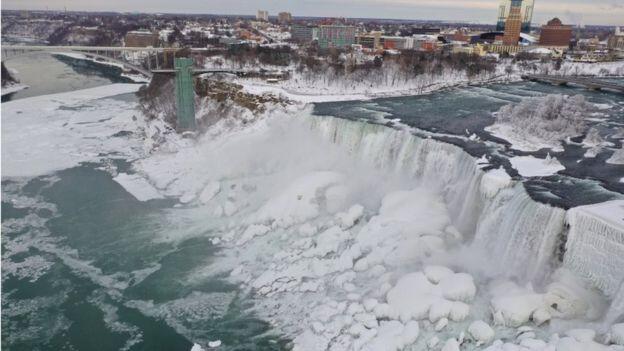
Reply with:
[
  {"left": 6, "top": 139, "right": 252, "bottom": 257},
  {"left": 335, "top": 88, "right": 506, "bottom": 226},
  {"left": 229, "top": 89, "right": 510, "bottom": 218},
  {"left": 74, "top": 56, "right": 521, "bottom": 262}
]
[{"left": 306, "top": 114, "right": 622, "bottom": 315}]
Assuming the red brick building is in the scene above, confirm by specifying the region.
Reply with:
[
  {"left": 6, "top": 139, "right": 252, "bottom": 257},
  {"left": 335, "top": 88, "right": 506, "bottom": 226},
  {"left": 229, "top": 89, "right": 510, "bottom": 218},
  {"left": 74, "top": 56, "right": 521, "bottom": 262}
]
[
  {"left": 124, "top": 30, "right": 159, "bottom": 47},
  {"left": 539, "top": 18, "right": 572, "bottom": 49}
]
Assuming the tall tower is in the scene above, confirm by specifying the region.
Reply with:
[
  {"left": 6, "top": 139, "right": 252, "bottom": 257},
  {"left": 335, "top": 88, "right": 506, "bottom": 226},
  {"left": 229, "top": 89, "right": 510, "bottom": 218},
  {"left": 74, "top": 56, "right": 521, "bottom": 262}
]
[
  {"left": 503, "top": 0, "right": 523, "bottom": 46},
  {"left": 496, "top": 0, "right": 535, "bottom": 33}
]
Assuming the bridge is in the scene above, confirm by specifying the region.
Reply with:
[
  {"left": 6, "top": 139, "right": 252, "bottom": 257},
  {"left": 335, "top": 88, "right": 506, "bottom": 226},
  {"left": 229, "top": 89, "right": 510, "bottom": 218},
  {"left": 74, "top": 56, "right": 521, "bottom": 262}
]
[
  {"left": 522, "top": 74, "right": 624, "bottom": 94},
  {"left": 1, "top": 45, "right": 215, "bottom": 78}
]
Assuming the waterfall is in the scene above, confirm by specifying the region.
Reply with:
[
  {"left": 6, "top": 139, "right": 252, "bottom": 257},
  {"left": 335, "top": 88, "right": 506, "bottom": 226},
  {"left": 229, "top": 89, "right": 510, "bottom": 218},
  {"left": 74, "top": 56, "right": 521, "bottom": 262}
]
[
  {"left": 306, "top": 114, "right": 624, "bottom": 324},
  {"left": 565, "top": 202, "right": 624, "bottom": 325},
  {"left": 307, "top": 115, "right": 566, "bottom": 284}
]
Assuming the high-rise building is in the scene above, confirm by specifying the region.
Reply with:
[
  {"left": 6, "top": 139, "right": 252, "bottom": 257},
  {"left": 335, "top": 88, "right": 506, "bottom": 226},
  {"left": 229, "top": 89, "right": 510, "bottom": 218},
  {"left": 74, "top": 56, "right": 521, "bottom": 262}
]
[
  {"left": 496, "top": 0, "right": 534, "bottom": 33},
  {"left": 256, "top": 10, "right": 269, "bottom": 22},
  {"left": 539, "top": 18, "right": 572, "bottom": 49},
  {"left": 318, "top": 25, "right": 356, "bottom": 49},
  {"left": 502, "top": 0, "right": 523, "bottom": 46},
  {"left": 291, "top": 25, "right": 318, "bottom": 43},
  {"left": 278, "top": 12, "right": 292, "bottom": 24},
  {"left": 608, "top": 27, "right": 624, "bottom": 57}
]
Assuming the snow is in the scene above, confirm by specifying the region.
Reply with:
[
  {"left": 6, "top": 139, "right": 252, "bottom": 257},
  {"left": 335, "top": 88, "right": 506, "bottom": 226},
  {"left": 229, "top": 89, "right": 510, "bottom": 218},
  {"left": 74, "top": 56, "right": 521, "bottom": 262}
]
[
  {"left": 481, "top": 167, "right": 513, "bottom": 198},
  {"left": 612, "top": 324, "right": 624, "bottom": 345},
  {"left": 486, "top": 94, "right": 590, "bottom": 152},
  {"left": 190, "top": 343, "right": 204, "bottom": 351},
  {"left": 6, "top": 79, "right": 624, "bottom": 350},
  {"left": 468, "top": 320, "right": 495, "bottom": 345},
  {"left": 607, "top": 148, "right": 624, "bottom": 165},
  {"left": 509, "top": 154, "right": 565, "bottom": 177},
  {"left": 208, "top": 340, "right": 221, "bottom": 348},
  {"left": 1, "top": 82, "right": 29, "bottom": 96},
  {"left": 565, "top": 201, "right": 624, "bottom": 299},
  {"left": 113, "top": 173, "right": 164, "bottom": 201},
  {"left": 1, "top": 84, "right": 146, "bottom": 178}
]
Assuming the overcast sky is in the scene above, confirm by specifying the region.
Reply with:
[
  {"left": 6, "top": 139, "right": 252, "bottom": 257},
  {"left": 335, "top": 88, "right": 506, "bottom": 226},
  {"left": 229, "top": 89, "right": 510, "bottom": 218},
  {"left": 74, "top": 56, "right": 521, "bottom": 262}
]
[{"left": 3, "top": 0, "right": 624, "bottom": 26}]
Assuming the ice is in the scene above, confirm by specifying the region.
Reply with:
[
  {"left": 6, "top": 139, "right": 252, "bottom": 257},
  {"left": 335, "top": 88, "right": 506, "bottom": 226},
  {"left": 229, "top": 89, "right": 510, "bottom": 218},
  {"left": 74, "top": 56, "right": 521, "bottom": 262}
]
[
  {"left": 485, "top": 94, "right": 590, "bottom": 152},
  {"left": 254, "top": 171, "right": 345, "bottom": 227},
  {"left": 611, "top": 324, "right": 624, "bottom": 345},
  {"left": 441, "top": 338, "right": 460, "bottom": 351},
  {"left": 208, "top": 340, "right": 221, "bottom": 348},
  {"left": 190, "top": 343, "right": 205, "bottom": 351},
  {"left": 481, "top": 167, "right": 513, "bottom": 198},
  {"left": 509, "top": 154, "right": 565, "bottom": 177},
  {"left": 468, "top": 320, "right": 495, "bottom": 345},
  {"left": 386, "top": 269, "right": 475, "bottom": 323},
  {"left": 199, "top": 181, "right": 221, "bottom": 204},
  {"left": 2, "top": 84, "right": 146, "bottom": 178},
  {"left": 113, "top": 173, "right": 164, "bottom": 201},
  {"left": 607, "top": 148, "right": 624, "bottom": 165},
  {"left": 565, "top": 201, "right": 624, "bottom": 299}
]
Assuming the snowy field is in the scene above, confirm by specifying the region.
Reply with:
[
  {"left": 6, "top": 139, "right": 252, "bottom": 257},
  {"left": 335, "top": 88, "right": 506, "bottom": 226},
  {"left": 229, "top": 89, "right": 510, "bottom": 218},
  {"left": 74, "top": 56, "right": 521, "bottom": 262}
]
[{"left": 3, "top": 84, "right": 624, "bottom": 351}]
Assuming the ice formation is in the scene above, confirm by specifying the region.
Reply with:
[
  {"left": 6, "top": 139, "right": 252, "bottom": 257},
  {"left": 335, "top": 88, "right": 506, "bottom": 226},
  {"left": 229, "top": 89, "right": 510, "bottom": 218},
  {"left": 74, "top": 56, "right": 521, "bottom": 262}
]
[
  {"left": 4, "top": 84, "right": 624, "bottom": 351},
  {"left": 486, "top": 94, "right": 590, "bottom": 152},
  {"left": 130, "top": 112, "right": 624, "bottom": 350}
]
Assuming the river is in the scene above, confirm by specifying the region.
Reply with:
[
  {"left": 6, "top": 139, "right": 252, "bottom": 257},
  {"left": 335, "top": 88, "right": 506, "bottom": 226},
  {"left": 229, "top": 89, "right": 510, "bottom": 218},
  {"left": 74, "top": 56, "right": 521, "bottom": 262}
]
[{"left": 2, "top": 58, "right": 624, "bottom": 351}]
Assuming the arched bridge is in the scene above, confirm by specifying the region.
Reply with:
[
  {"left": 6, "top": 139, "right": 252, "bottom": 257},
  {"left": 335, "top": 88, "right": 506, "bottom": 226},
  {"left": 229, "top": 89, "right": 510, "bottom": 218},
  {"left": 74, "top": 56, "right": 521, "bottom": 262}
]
[{"left": 522, "top": 74, "right": 624, "bottom": 94}]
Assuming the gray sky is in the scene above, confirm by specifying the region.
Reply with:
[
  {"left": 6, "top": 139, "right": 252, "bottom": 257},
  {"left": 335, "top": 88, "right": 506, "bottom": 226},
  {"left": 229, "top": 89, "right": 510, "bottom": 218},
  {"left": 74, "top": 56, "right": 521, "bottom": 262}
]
[{"left": 3, "top": 0, "right": 624, "bottom": 26}]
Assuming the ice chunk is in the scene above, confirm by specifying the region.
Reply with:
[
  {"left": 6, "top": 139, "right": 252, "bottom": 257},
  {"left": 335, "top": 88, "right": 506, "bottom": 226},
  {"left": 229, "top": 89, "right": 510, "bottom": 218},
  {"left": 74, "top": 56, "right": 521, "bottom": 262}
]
[
  {"left": 199, "top": 181, "right": 221, "bottom": 203},
  {"left": 438, "top": 273, "right": 476, "bottom": 302},
  {"left": 611, "top": 323, "right": 624, "bottom": 345},
  {"left": 468, "top": 320, "right": 495, "bottom": 345},
  {"left": 509, "top": 155, "right": 565, "bottom": 177},
  {"left": 255, "top": 171, "right": 344, "bottom": 227},
  {"left": 565, "top": 329, "right": 596, "bottom": 342},
  {"left": 191, "top": 343, "right": 205, "bottom": 351},
  {"left": 113, "top": 173, "right": 164, "bottom": 201},
  {"left": 424, "top": 265, "right": 454, "bottom": 284},
  {"left": 441, "top": 338, "right": 460, "bottom": 351},
  {"left": 335, "top": 204, "right": 364, "bottom": 229}
]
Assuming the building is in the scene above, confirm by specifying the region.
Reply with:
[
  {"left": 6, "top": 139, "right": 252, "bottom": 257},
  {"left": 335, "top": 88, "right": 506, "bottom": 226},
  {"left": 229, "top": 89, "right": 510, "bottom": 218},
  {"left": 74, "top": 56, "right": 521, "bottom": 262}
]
[
  {"left": 356, "top": 31, "right": 382, "bottom": 50},
  {"left": 496, "top": 0, "right": 535, "bottom": 33},
  {"left": 539, "top": 18, "right": 572, "bottom": 49},
  {"left": 125, "top": 30, "right": 159, "bottom": 47},
  {"left": 257, "top": 10, "right": 269, "bottom": 22},
  {"left": 318, "top": 25, "right": 356, "bottom": 49},
  {"left": 278, "top": 12, "right": 292, "bottom": 24},
  {"left": 502, "top": 0, "right": 523, "bottom": 46},
  {"left": 291, "top": 24, "right": 318, "bottom": 43},
  {"left": 608, "top": 27, "right": 624, "bottom": 57}
]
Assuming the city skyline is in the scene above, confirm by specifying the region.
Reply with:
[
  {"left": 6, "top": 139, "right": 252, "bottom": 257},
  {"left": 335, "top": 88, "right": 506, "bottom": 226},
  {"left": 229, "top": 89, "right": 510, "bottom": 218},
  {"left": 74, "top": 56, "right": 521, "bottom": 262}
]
[{"left": 2, "top": 0, "right": 624, "bottom": 26}]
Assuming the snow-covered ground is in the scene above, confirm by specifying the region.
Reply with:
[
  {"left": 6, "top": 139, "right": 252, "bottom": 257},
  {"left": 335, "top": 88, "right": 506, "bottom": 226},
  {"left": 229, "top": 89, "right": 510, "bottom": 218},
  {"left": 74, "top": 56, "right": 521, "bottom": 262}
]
[
  {"left": 203, "top": 57, "right": 624, "bottom": 103},
  {"left": 3, "top": 83, "right": 624, "bottom": 351}
]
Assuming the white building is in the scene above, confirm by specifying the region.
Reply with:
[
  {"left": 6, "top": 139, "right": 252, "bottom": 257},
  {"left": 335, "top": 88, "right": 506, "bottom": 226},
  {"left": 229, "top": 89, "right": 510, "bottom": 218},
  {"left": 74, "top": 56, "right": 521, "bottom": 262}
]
[{"left": 256, "top": 10, "right": 269, "bottom": 22}]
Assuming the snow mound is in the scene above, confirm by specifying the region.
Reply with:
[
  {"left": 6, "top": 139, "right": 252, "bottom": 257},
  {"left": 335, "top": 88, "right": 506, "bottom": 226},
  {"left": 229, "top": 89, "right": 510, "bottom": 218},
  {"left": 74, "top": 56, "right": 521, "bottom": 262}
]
[
  {"left": 386, "top": 268, "right": 476, "bottom": 323},
  {"left": 468, "top": 320, "right": 495, "bottom": 344},
  {"left": 254, "top": 171, "right": 345, "bottom": 227},
  {"left": 509, "top": 154, "right": 565, "bottom": 177}
]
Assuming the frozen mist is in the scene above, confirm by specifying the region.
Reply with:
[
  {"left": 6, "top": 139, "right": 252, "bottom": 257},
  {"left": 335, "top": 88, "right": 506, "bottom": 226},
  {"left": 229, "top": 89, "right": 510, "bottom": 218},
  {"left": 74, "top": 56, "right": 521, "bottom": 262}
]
[{"left": 2, "top": 82, "right": 624, "bottom": 351}]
